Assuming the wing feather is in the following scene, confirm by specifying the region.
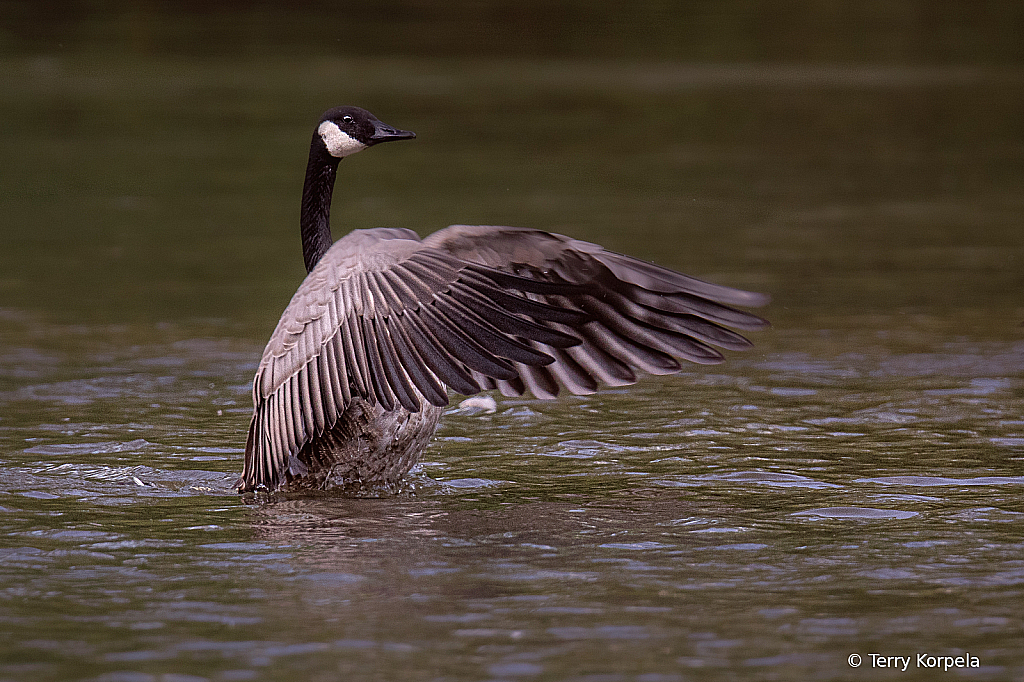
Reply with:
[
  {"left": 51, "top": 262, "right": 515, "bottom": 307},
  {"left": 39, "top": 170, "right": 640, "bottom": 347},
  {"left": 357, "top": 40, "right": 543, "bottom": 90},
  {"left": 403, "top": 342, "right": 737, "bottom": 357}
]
[
  {"left": 361, "top": 315, "right": 396, "bottom": 411},
  {"left": 342, "top": 312, "right": 370, "bottom": 399},
  {"left": 495, "top": 376, "right": 526, "bottom": 398},
  {"left": 318, "top": 340, "right": 339, "bottom": 427},
  {"left": 373, "top": 316, "right": 421, "bottom": 412},
  {"left": 578, "top": 295, "right": 725, "bottom": 365},
  {"left": 544, "top": 346, "right": 599, "bottom": 395},
  {"left": 448, "top": 282, "right": 580, "bottom": 348},
  {"left": 284, "top": 377, "right": 301, "bottom": 454},
  {"left": 433, "top": 296, "right": 556, "bottom": 366},
  {"left": 403, "top": 311, "right": 482, "bottom": 395},
  {"left": 517, "top": 362, "right": 560, "bottom": 400},
  {"left": 580, "top": 321, "right": 681, "bottom": 375},
  {"left": 297, "top": 366, "right": 315, "bottom": 439},
  {"left": 418, "top": 306, "right": 519, "bottom": 379},
  {"left": 387, "top": 315, "right": 449, "bottom": 407},
  {"left": 604, "top": 289, "right": 754, "bottom": 350},
  {"left": 270, "top": 393, "right": 285, "bottom": 463},
  {"left": 458, "top": 270, "right": 590, "bottom": 324},
  {"left": 305, "top": 356, "right": 325, "bottom": 434},
  {"left": 327, "top": 331, "right": 351, "bottom": 407}
]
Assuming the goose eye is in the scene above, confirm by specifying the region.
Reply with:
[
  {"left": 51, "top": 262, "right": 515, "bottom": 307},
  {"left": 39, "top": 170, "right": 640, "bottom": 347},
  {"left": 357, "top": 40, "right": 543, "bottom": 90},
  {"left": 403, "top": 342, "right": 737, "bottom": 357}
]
[{"left": 341, "top": 115, "right": 354, "bottom": 124}]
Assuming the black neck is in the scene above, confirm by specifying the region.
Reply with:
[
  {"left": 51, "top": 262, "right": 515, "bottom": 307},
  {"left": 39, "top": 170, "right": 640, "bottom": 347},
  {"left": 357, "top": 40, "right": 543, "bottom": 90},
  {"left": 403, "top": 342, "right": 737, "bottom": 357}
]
[{"left": 299, "top": 140, "right": 341, "bottom": 273}]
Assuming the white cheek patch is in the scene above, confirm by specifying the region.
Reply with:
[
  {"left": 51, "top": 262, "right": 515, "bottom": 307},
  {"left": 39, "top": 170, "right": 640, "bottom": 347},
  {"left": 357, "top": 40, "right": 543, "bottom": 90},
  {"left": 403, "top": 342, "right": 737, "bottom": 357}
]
[{"left": 318, "top": 120, "right": 368, "bottom": 158}]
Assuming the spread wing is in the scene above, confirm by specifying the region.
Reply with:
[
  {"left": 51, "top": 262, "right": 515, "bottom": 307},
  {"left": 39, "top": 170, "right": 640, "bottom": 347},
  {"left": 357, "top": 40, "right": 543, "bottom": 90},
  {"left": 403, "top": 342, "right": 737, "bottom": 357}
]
[
  {"left": 422, "top": 224, "right": 769, "bottom": 398},
  {"left": 240, "top": 225, "right": 768, "bottom": 491}
]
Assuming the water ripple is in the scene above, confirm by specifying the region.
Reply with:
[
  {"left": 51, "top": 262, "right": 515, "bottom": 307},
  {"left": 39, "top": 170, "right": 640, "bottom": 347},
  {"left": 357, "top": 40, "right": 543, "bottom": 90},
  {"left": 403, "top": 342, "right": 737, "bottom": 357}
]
[
  {"left": 859, "top": 476, "right": 1024, "bottom": 487},
  {"left": 791, "top": 507, "right": 919, "bottom": 520}
]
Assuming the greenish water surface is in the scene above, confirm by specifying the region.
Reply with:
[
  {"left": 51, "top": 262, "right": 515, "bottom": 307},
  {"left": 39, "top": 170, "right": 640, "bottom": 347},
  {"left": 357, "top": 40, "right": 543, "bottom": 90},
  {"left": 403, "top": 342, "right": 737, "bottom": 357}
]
[{"left": 1, "top": 5, "right": 1023, "bottom": 681}]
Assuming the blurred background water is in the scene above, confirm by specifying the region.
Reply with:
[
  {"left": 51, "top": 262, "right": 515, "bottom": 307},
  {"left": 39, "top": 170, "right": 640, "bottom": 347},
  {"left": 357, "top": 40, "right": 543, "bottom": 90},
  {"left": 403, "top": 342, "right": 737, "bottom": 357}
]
[{"left": 1, "top": 2, "right": 1022, "bottom": 681}]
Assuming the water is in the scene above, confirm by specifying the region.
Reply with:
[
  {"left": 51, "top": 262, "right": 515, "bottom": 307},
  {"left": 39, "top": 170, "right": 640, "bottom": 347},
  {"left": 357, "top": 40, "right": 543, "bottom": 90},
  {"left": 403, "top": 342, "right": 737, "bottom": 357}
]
[{"left": 2, "top": 5, "right": 1024, "bottom": 681}]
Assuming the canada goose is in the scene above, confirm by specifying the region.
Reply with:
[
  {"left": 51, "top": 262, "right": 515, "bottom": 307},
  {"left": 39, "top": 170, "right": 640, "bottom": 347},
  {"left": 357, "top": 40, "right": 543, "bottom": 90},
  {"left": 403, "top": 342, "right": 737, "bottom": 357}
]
[{"left": 238, "top": 106, "right": 769, "bottom": 493}]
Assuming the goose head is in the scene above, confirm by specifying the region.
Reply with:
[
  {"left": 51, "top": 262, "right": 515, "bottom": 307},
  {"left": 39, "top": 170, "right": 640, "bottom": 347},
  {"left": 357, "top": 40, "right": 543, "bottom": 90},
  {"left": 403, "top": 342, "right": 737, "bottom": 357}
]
[{"left": 316, "top": 106, "right": 416, "bottom": 159}]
